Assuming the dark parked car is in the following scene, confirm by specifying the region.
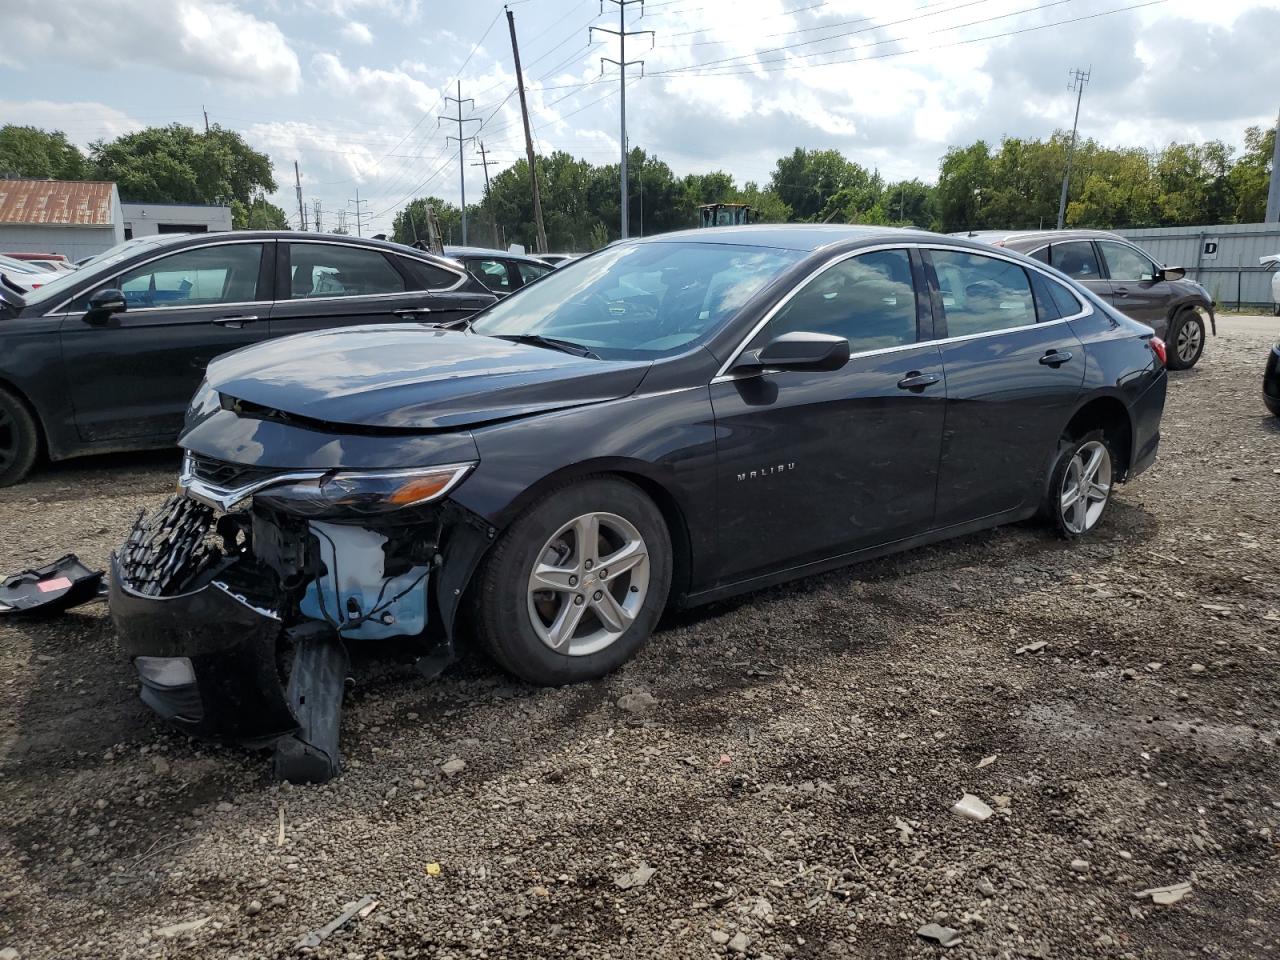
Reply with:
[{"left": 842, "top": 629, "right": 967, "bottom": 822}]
[
  {"left": 1265, "top": 338, "right": 1280, "bottom": 417},
  {"left": 109, "top": 225, "right": 1168, "bottom": 772},
  {"left": 0, "top": 231, "right": 496, "bottom": 485},
  {"left": 966, "top": 229, "right": 1214, "bottom": 370},
  {"left": 443, "top": 245, "right": 556, "bottom": 296}
]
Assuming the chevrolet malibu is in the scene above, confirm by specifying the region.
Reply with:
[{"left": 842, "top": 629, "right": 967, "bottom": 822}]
[{"left": 109, "top": 226, "right": 1168, "bottom": 775}]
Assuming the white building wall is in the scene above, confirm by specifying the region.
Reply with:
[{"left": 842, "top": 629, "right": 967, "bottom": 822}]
[{"left": 121, "top": 202, "right": 233, "bottom": 238}]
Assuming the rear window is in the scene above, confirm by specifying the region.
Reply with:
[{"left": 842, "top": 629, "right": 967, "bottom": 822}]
[
  {"left": 397, "top": 256, "right": 461, "bottom": 290},
  {"left": 1050, "top": 241, "right": 1102, "bottom": 280}
]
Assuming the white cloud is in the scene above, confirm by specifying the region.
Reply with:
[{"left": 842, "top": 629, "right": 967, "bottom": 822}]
[
  {"left": 2, "top": 0, "right": 301, "bottom": 93},
  {"left": 341, "top": 20, "right": 374, "bottom": 45},
  {"left": 0, "top": 100, "right": 144, "bottom": 149},
  {"left": 311, "top": 52, "right": 438, "bottom": 121},
  {"left": 308, "top": 0, "right": 421, "bottom": 22}
]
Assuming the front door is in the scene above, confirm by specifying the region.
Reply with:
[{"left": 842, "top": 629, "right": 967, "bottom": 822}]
[
  {"left": 59, "top": 240, "right": 272, "bottom": 441},
  {"left": 711, "top": 248, "right": 947, "bottom": 586},
  {"left": 1095, "top": 239, "right": 1170, "bottom": 333},
  {"left": 925, "top": 247, "right": 1086, "bottom": 526},
  {"left": 1044, "top": 239, "right": 1113, "bottom": 305},
  {"left": 269, "top": 241, "right": 486, "bottom": 337}
]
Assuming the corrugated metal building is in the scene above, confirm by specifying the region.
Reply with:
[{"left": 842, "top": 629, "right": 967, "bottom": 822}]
[
  {"left": 0, "top": 179, "right": 125, "bottom": 260},
  {"left": 1113, "top": 222, "right": 1280, "bottom": 309}
]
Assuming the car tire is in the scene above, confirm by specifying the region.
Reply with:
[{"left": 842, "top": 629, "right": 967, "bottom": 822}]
[
  {"left": 1266, "top": 394, "right": 1280, "bottom": 418},
  {"left": 470, "top": 476, "right": 672, "bottom": 686},
  {"left": 1043, "top": 429, "right": 1115, "bottom": 541},
  {"left": 0, "top": 387, "right": 40, "bottom": 488},
  {"left": 1165, "top": 309, "right": 1205, "bottom": 370}
]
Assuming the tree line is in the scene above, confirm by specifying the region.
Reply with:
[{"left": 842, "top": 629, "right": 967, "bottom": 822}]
[{"left": 2, "top": 121, "right": 1273, "bottom": 252}]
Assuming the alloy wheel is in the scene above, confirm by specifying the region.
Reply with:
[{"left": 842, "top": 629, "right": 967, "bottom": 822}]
[
  {"left": 1176, "top": 316, "right": 1203, "bottom": 364},
  {"left": 1059, "top": 440, "right": 1112, "bottom": 535},
  {"left": 526, "top": 511, "right": 650, "bottom": 656}
]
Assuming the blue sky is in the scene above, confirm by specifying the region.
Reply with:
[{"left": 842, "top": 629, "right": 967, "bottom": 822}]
[{"left": 3, "top": 0, "right": 1277, "bottom": 237}]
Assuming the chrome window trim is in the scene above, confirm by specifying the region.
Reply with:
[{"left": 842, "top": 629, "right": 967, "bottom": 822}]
[
  {"left": 105, "top": 299, "right": 272, "bottom": 317},
  {"left": 1092, "top": 237, "right": 1161, "bottom": 282},
  {"left": 49, "top": 238, "right": 274, "bottom": 315},
  {"left": 712, "top": 241, "right": 1091, "bottom": 380},
  {"left": 286, "top": 237, "right": 468, "bottom": 293}
]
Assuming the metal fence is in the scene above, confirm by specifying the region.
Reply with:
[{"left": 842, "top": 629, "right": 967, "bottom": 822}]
[{"left": 1112, "top": 223, "right": 1280, "bottom": 310}]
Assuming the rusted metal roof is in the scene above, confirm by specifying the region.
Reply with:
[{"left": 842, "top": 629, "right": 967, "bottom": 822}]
[{"left": 0, "top": 180, "right": 116, "bottom": 226}]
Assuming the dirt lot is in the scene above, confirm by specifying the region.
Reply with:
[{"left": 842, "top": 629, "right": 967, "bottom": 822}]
[{"left": 1, "top": 316, "right": 1278, "bottom": 960}]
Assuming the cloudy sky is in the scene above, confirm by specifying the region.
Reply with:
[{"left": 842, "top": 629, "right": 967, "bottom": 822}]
[{"left": 2, "top": 0, "right": 1277, "bottom": 236}]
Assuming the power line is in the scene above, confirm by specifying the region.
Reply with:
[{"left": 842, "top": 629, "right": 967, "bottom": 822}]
[
  {"left": 348, "top": 187, "right": 369, "bottom": 238},
  {"left": 1057, "top": 67, "right": 1091, "bottom": 230},
  {"left": 440, "top": 82, "right": 481, "bottom": 244},
  {"left": 592, "top": 0, "right": 654, "bottom": 239}
]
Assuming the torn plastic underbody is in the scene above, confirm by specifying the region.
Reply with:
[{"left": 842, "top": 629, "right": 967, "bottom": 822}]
[
  {"left": 108, "top": 492, "right": 490, "bottom": 782},
  {"left": 0, "top": 554, "right": 104, "bottom": 617}
]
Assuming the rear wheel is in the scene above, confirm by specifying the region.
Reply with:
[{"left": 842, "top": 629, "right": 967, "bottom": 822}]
[
  {"left": 1043, "top": 430, "right": 1114, "bottom": 540},
  {"left": 1165, "top": 309, "right": 1204, "bottom": 370},
  {"left": 0, "top": 387, "right": 39, "bottom": 487},
  {"left": 470, "top": 477, "right": 672, "bottom": 685}
]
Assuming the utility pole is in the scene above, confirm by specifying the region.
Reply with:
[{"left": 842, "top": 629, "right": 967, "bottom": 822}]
[
  {"left": 441, "top": 81, "right": 479, "bottom": 245},
  {"left": 203, "top": 105, "right": 209, "bottom": 133},
  {"left": 1266, "top": 108, "right": 1280, "bottom": 223},
  {"left": 334, "top": 210, "right": 348, "bottom": 235},
  {"left": 1056, "top": 67, "right": 1090, "bottom": 230},
  {"left": 312, "top": 199, "right": 323, "bottom": 233},
  {"left": 348, "top": 186, "right": 368, "bottom": 238},
  {"left": 471, "top": 141, "right": 501, "bottom": 248},
  {"left": 294, "top": 160, "right": 308, "bottom": 231},
  {"left": 507, "top": 8, "right": 549, "bottom": 255},
  {"left": 592, "top": 0, "right": 653, "bottom": 239}
]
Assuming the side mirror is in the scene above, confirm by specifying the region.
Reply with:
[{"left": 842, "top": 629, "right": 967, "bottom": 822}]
[
  {"left": 733, "top": 331, "right": 851, "bottom": 374},
  {"left": 1159, "top": 266, "right": 1186, "bottom": 282},
  {"left": 84, "top": 288, "right": 127, "bottom": 324}
]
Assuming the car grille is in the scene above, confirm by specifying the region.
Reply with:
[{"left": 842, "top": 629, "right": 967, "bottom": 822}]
[{"left": 187, "top": 454, "right": 281, "bottom": 491}]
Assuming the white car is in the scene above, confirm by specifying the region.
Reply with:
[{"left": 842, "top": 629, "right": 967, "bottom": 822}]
[
  {"left": 1262, "top": 254, "right": 1280, "bottom": 316},
  {"left": 0, "top": 254, "right": 61, "bottom": 293}
]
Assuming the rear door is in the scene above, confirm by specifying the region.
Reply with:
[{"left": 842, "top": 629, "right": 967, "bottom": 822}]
[
  {"left": 926, "top": 247, "right": 1085, "bottom": 526},
  {"left": 59, "top": 239, "right": 273, "bottom": 441},
  {"left": 1042, "top": 240, "right": 1113, "bottom": 306},
  {"left": 465, "top": 257, "right": 518, "bottom": 297},
  {"left": 1095, "top": 239, "right": 1170, "bottom": 332},
  {"left": 269, "top": 241, "right": 487, "bottom": 337}
]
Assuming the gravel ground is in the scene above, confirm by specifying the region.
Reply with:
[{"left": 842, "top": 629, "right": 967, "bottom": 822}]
[{"left": 1, "top": 316, "right": 1278, "bottom": 960}]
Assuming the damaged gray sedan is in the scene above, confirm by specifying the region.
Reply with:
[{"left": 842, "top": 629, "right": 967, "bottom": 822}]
[{"left": 109, "top": 226, "right": 1168, "bottom": 781}]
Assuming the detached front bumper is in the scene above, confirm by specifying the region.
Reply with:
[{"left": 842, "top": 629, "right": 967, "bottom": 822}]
[{"left": 109, "top": 554, "right": 299, "bottom": 746}]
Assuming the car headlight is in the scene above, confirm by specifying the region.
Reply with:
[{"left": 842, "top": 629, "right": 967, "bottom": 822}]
[{"left": 254, "top": 463, "right": 475, "bottom": 517}]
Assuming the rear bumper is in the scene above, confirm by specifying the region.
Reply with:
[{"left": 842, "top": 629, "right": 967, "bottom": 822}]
[
  {"left": 1128, "top": 370, "right": 1168, "bottom": 479},
  {"left": 109, "top": 554, "right": 299, "bottom": 746}
]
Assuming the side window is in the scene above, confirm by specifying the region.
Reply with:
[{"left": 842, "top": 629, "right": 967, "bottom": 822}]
[
  {"left": 1029, "top": 247, "right": 1050, "bottom": 265},
  {"left": 749, "top": 249, "right": 917, "bottom": 353},
  {"left": 930, "top": 250, "right": 1036, "bottom": 336},
  {"left": 517, "top": 261, "right": 553, "bottom": 285},
  {"left": 470, "top": 259, "right": 513, "bottom": 293},
  {"left": 115, "top": 244, "right": 264, "bottom": 308},
  {"left": 1030, "top": 273, "right": 1064, "bottom": 322},
  {"left": 397, "top": 256, "right": 461, "bottom": 290},
  {"left": 1050, "top": 241, "right": 1102, "bottom": 280},
  {"left": 1097, "top": 241, "right": 1157, "bottom": 282},
  {"left": 288, "top": 244, "right": 405, "bottom": 299}
]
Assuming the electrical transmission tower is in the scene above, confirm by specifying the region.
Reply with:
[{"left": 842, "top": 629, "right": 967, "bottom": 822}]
[
  {"left": 592, "top": 0, "right": 653, "bottom": 239},
  {"left": 348, "top": 186, "right": 369, "bottom": 238},
  {"left": 1056, "top": 67, "right": 1090, "bottom": 230},
  {"left": 441, "top": 82, "right": 480, "bottom": 245}
]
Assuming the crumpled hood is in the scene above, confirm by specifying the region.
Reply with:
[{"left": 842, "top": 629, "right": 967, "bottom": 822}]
[{"left": 206, "top": 325, "right": 651, "bottom": 430}]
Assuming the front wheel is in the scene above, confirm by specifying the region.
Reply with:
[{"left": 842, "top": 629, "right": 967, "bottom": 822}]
[
  {"left": 470, "top": 477, "right": 672, "bottom": 685},
  {"left": 1043, "top": 431, "right": 1115, "bottom": 540},
  {"left": 1165, "top": 310, "right": 1205, "bottom": 370},
  {"left": 0, "top": 387, "right": 40, "bottom": 488}
]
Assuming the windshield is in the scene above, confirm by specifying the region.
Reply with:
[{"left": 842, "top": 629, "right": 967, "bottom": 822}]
[
  {"left": 468, "top": 241, "right": 801, "bottom": 360},
  {"left": 20, "top": 235, "right": 176, "bottom": 306}
]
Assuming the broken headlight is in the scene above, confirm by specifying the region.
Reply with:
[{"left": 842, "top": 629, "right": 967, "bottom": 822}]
[{"left": 254, "top": 463, "right": 475, "bottom": 518}]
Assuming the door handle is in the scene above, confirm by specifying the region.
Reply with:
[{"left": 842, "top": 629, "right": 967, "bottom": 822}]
[
  {"left": 1112, "top": 287, "right": 1129, "bottom": 296},
  {"left": 897, "top": 371, "right": 941, "bottom": 391},
  {"left": 212, "top": 315, "right": 259, "bottom": 329},
  {"left": 393, "top": 307, "right": 433, "bottom": 317},
  {"left": 1039, "top": 349, "right": 1073, "bottom": 367}
]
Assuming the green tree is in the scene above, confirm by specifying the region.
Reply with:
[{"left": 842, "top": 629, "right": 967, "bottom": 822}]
[
  {"left": 90, "top": 124, "right": 276, "bottom": 205},
  {"left": 231, "top": 195, "right": 290, "bottom": 229},
  {"left": 391, "top": 196, "right": 463, "bottom": 246},
  {"left": 768, "top": 148, "right": 878, "bottom": 222},
  {"left": 0, "top": 126, "right": 87, "bottom": 179},
  {"left": 1227, "top": 124, "right": 1275, "bottom": 222}
]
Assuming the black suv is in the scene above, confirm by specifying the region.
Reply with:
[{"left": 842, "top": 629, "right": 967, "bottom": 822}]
[
  {"left": 0, "top": 231, "right": 496, "bottom": 485},
  {"left": 966, "top": 229, "right": 1215, "bottom": 370}
]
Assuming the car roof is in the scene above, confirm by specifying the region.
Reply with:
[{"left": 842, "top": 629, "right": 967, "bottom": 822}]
[
  {"left": 122, "top": 230, "right": 465, "bottom": 269},
  {"left": 633, "top": 224, "right": 989, "bottom": 253},
  {"left": 957, "top": 228, "right": 1126, "bottom": 246},
  {"left": 443, "top": 245, "right": 551, "bottom": 265}
]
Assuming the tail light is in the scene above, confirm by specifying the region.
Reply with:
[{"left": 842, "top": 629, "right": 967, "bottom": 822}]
[{"left": 1149, "top": 336, "right": 1167, "bottom": 367}]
